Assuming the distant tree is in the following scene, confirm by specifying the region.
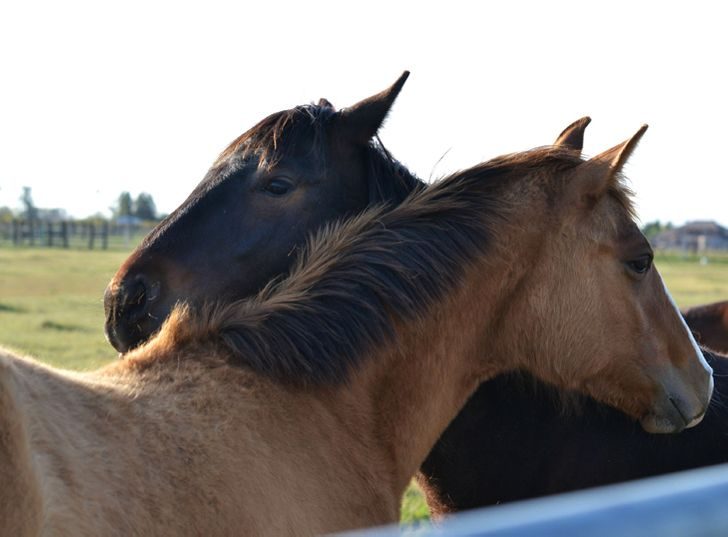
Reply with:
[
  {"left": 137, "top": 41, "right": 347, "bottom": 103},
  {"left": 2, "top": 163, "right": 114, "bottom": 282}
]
[
  {"left": 20, "top": 186, "right": 37, "bottom": 221},
  {"left": 88, "top": 211, "right": 108, "bottom": 221},
  {"left": 134, "top": 192, "right": 157, "bottom": 220},
  {"left": 642, "top": 220, "right": 673, "bottom": 240},
  {"left": 0, "top": 206, "right": 13, "bottom": 223},
  {"left": 117, "top": 192, "right": 133, "bottom": 217}
]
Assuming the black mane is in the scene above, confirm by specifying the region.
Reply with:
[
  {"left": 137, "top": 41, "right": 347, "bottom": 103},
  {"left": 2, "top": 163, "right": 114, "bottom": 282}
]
[{"left": 366, "top": 137, "right": 423, "bottom": 204}]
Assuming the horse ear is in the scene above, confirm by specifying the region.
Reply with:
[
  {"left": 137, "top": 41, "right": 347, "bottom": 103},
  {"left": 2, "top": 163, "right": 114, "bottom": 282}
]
[
  {"left": 336, "top": 71, "right": 410, "bottom": 144},
  {"left": 554, "top": 116, "right": 591, "bottom": 151},
  {"left": 572, "top": 124, "right": 648, "bottom": 208}
]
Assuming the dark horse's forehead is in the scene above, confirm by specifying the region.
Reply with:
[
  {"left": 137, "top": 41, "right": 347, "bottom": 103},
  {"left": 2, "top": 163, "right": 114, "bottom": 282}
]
[{"left": 216, "top": 103, "right": 338, "bottom": 171}]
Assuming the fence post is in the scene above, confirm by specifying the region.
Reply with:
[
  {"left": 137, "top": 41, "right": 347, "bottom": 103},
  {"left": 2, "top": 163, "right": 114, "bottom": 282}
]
[
  {"left": 102, "top": 221, "right": 109, "bottom": 250},
  {"left": 88, "top": 223, "right": 95, "bottom": 250},
  {"left": 61, "top": 221, "right": 69, "bottom": 248}
]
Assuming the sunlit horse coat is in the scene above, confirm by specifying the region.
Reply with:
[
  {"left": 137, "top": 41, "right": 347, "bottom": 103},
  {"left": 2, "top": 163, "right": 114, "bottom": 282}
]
[{"left": 0, "top": 126, "right": 712, "bottom": 535}]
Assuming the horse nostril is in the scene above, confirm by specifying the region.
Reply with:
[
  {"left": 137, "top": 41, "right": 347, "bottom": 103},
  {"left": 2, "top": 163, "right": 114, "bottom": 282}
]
[
  {"left": 129, "top": 281, "right": 146, "bottom": 310},
  {"left": 122, "top": 276, "right": 156, "bottom": 322}
]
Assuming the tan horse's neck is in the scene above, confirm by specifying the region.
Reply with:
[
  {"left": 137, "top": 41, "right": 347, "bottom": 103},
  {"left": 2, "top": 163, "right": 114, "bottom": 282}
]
[{"left": 320, "top": 210, "right": 538, "bottom": 503}]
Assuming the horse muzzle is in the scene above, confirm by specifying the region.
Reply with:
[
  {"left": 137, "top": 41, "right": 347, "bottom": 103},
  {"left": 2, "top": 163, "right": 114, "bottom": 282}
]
[
  {"left": 639, "top": 370, "right": 714, "bottom": 434},
  {"left": 104, "top": 274, "right": 162, "bottom": 353}
]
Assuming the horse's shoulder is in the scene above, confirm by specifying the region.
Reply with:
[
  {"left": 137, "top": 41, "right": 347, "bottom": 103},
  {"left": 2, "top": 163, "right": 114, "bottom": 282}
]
[{"left": 0, "top": 348, "right": 24, "bottom": 394}]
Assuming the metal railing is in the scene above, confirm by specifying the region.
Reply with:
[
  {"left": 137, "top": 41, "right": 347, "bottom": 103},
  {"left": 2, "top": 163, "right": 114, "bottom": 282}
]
[{"left": 342, "top": 462, "right": 728, "bottom": 537}]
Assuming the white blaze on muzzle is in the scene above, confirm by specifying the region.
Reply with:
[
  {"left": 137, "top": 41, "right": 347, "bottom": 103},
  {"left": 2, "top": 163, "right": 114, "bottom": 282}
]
[{"left": 660, "top": 274, "right": 714, "bottom": 404}]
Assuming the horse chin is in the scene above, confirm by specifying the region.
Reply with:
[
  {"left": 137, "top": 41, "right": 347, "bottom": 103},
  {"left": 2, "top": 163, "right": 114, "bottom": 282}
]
[
  {"left": 105, "top": 312, "right": 163, "bottom": 355},
  {"left": 104, "top": 320, "right": 136, "bottom": 354},
  {"left": 639, "top": 391, "right": 708, "bottom": 434},
  {"left": 638, "top": 360, "right": 714, "bottom": 434},
  {"left": 639, "top": 413, "right": 687, "bottom": 434}
]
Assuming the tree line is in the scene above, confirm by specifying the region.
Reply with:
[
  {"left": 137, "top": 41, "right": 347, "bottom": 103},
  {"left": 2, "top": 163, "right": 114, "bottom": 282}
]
[
  {"left": 114, "top": 192, "right": 157, "bottom": 220},
  {"left": 0, "top": 187, "right": 159, "bottom": 223}
]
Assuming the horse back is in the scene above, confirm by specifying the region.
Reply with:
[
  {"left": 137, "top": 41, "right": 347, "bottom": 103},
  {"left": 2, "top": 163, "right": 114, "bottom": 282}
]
[
  {"left": 0, "top": 350, "right": 44, "bottom": 536},
  {"left": 684, "top": 301, "right": 728, "bottom": 353}
]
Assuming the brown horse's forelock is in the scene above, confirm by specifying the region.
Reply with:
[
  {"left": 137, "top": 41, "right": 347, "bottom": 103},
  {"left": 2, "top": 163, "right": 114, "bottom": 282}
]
[
  {"left": 155, "top": 147, "right": 613, "bottom": 386},
  {"left": 608, "top": 172, "right": 637, "bottom": 221}
]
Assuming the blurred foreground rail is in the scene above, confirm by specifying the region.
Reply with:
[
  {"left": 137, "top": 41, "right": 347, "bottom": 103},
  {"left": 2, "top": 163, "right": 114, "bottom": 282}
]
[{"left": 344, "top": 462, "right": 728, "bottom": 537}]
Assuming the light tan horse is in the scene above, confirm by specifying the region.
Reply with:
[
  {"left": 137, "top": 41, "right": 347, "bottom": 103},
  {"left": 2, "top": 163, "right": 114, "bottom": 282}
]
[{"left": 0, "top": 127, "right": 712, "bottom": 536}]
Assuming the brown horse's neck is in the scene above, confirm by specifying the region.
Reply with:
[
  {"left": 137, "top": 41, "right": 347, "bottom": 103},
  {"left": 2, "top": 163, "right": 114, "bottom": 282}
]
[{"left": 325, "top": 215, "right": 541, "bottom": 497}]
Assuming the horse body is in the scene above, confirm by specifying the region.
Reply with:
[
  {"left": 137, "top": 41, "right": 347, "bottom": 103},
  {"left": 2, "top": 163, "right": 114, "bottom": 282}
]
[
  {"left": 684, "top": 300, "right": 728, "bottom": 353},
  {"left": 3, "top": 113, "right": 713, "bottom": 534},
  {"left": 0, "top": 350, "right": 226, "bottom": 536},
  {"left": 0, "top": 347, "right": 403, "bottom": 536},
  {"left": 0, "top": 254, "right": 576, "bottom": 535},
  {"left": 0, "top": 353, "right": 43, "bottom": 536}
]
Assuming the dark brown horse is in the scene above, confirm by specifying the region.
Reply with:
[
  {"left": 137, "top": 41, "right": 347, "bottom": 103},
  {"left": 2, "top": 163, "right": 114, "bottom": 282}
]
[
  {"left": 104, "top": 72, "right": 420, "bottom": 352},
  {"left": 683, "top": 300, "right": 728, "bottom": 353},
  {"left": 418, "top": 349, "right": 728, "bottom": 515}
]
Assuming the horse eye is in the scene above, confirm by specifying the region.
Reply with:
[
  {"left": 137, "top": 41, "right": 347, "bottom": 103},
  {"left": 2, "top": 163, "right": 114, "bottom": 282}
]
[
  {"left": 262, "top": 177, "right": 295, "bottom": 196},
  {"left": 626, "top": 254, "right": 653, "bottom": 275}
]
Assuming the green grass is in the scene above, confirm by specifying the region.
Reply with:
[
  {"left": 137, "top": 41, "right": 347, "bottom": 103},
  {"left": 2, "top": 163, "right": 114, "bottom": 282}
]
[
  {"left": 655, "top": 252, "right": 728, "bottom": 307},
  {"left": 0, "top": 246, "right": 726, "bottom": 524},
  {"left": 0, "top": 246, "right": 138, "bottom": 369},
  {"left": 400, "top": 480, "right": 432, "bottom": 527}
]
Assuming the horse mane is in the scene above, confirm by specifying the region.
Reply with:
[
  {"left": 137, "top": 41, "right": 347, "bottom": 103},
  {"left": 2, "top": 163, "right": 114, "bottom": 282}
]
[
  {"left": 365, "top": 137, "right": 424, "bottom": 204},
  {"left": 154, "top": 147, "right": 595, "bottom": 385}
]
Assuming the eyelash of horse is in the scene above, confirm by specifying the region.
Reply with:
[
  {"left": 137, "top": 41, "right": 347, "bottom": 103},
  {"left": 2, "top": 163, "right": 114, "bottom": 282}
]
[
  {"left": 261, "top": 176, "right": 295, "bottom": 196},
  {"left": 626, "top": 254, "right": 653, "bottom": 275}
]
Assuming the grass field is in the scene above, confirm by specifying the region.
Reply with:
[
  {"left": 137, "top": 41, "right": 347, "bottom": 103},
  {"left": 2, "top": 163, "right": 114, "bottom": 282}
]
[
  {"left": 0, "top": 247, "right": 133, "bottom": 369},
  {"left": 0, "top": 245, "right": 726, "bottom": 524},
  {"left": 653, "top": 252, "right": 728, "bottom": 307}
]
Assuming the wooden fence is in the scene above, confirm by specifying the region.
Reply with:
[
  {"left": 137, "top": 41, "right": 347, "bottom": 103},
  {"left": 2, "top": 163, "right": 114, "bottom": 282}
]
[{"left": 0, "top": 219, "right": 155, "bottom": 250}]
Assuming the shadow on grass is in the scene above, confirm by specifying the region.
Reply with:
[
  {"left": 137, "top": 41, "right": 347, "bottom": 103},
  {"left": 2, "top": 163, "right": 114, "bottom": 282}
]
[
  {"left": 40, "top": 320, "right": 88, "bottom": 332},
  {"left": 0, "top": 303, "right": 25, "bottom": 313}
]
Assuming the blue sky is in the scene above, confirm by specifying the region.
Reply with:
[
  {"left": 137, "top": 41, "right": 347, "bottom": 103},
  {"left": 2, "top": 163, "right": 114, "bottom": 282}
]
[{"left": 1, "top": 1, "right": 726, "bottom": 227}]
